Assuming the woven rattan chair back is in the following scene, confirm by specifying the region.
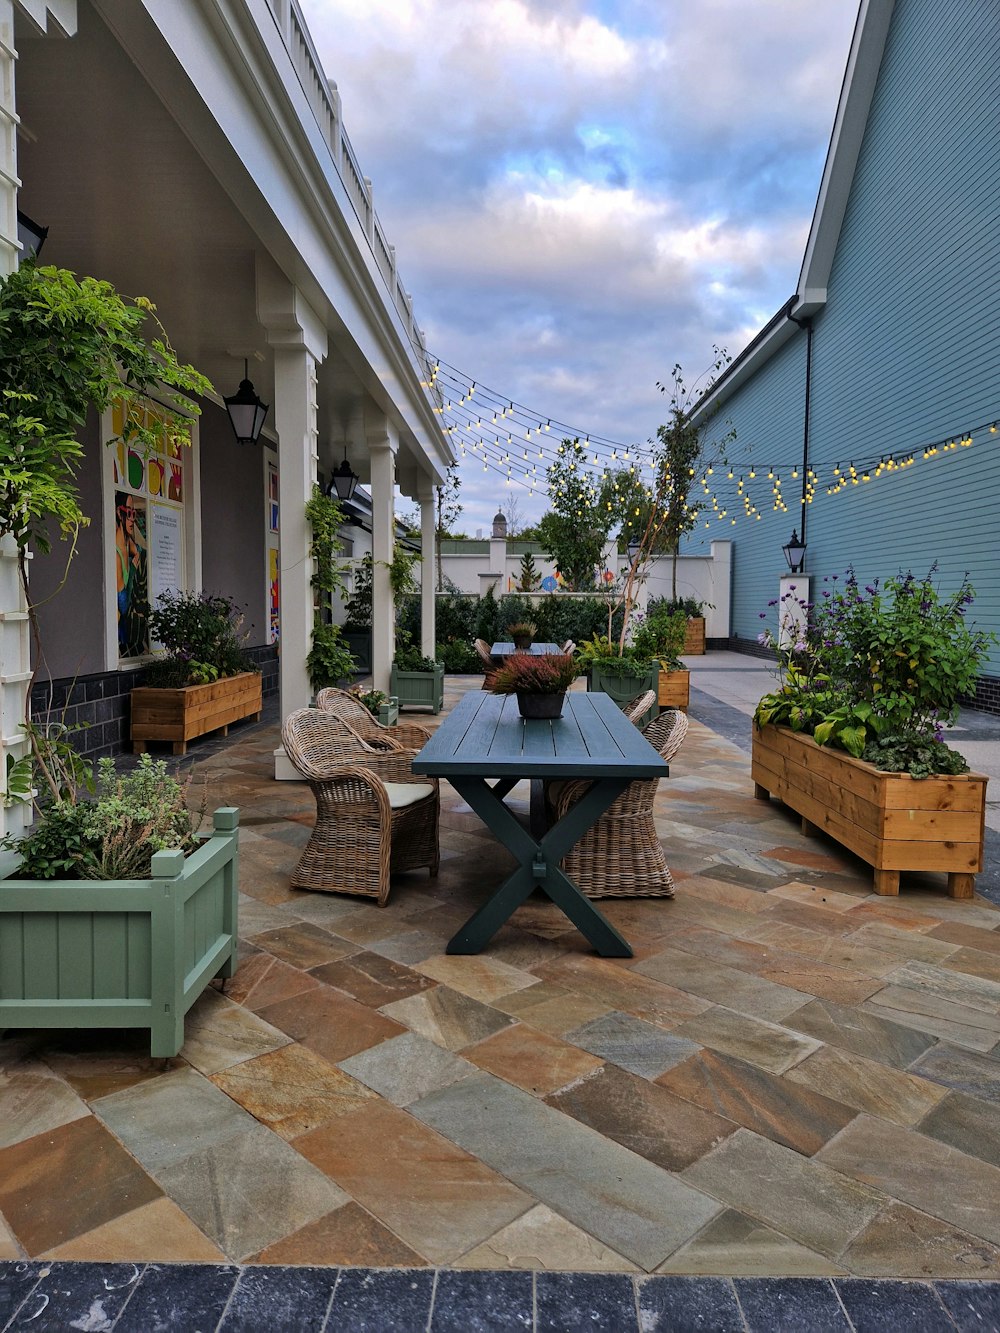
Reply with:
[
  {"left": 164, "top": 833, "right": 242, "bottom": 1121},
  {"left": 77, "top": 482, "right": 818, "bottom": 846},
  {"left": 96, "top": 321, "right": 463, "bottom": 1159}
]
[
  {"left": 550, "top": 707, "right": 689, "bottom": 900},
  {"left": 315, "top": 686, "right": 431, "bottom": 750},
  {"left": 561, "top": 639, "right": 577, "bottom": 655},
  {"left": 621, "top": 690, "right": 656, "bottom": 725},
  {"left": 474, "top": 639, "right": 495, "bottom": 669},
  {"left": 280, "top": 707, "right": 439, "bottom": 905}
]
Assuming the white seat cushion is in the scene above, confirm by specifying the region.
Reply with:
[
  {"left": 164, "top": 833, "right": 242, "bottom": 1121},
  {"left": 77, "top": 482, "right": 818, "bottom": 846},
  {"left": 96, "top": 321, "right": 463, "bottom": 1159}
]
[{"left": 384, "top": 781, "right": 433, "bottom": 810}]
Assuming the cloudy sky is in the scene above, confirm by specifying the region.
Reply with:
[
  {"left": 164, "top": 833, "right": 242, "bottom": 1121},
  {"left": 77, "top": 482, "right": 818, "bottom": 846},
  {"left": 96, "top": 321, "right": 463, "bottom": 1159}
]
[{"left": 302, "top": 0, "right": 860, "bottom": 536}]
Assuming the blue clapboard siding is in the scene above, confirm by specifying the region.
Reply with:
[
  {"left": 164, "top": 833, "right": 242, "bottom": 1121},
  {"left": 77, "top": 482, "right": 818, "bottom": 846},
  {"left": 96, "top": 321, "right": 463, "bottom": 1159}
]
[{"left": 695, "top": 0, "right": 1000, "bottom": 670}]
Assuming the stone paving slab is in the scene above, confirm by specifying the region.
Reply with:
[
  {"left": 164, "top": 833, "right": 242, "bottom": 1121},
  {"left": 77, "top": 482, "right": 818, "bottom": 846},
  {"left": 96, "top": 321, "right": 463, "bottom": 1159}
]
[
  {"left": 3, "top": 1262, "right": 1000, "bottom": 1331},
  {"left": 4, "top": 675, "right": 1000, "bottom": 1287}
]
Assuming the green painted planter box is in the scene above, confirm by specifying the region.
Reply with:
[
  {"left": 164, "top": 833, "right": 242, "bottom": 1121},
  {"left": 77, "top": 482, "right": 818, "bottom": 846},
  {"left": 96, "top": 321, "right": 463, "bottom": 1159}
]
[
  {"left": 390, "top": 662, "right": 445, "bottom": 713},
  {"left": 0, "top": 807, "right": 240, "bottom": 1058},
  {"left": 378, "top": 697, "right": 400, "bottom": 727},
  {"left": 588, "top": 662, "right": 659, "bottom": 728}
]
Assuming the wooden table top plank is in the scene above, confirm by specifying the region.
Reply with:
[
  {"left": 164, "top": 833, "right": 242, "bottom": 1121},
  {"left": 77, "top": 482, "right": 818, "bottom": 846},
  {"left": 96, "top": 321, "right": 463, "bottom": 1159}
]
[{"left": 413, "top": 692, "right": 668, "bottom": 779}]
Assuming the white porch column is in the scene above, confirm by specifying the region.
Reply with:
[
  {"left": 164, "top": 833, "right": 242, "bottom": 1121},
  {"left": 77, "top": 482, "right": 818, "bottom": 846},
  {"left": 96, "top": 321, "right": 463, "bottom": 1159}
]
[
  {"left": 257, "top": 259, "right": 327, "bottom": 779},
  {"left": 418, "top": 477, "right": 436, "bottom": 659},
  {"left": 0, "top": 0, "right": 19, "bottom": 277},
  {"left": 367, "top": 420, "right": 397, "bottom": 694}
]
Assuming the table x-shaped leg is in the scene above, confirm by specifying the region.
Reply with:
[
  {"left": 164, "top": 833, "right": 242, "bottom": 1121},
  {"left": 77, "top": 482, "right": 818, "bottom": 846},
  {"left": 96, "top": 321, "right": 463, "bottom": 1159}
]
[{"left": 447, "top": 776, "right": 633, "bottom": 957}]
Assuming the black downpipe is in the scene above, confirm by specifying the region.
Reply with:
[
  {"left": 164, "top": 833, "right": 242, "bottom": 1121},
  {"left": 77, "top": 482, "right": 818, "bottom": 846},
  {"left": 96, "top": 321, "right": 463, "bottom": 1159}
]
[{"left": 787, "top": 308, "right": 813, "bottom": 544}]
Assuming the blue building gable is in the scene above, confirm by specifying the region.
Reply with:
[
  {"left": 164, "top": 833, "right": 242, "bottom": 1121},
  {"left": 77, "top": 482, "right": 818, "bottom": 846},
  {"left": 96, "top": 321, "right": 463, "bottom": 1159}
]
[{"left": 689, "top": 0, "right": 1000, "bottom": 689}]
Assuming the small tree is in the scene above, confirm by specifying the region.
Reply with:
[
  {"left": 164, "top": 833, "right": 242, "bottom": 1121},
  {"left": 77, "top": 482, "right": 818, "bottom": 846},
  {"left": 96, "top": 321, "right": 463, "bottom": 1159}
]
[
  {"left": 517, "top": 550, "right": 541, "bottom": 592},
  {"left": 435, "top": 463, "right": 463, "bottom": 590},
  {"left": 537, "top": 439, "right": 614, "bottom": 590}
]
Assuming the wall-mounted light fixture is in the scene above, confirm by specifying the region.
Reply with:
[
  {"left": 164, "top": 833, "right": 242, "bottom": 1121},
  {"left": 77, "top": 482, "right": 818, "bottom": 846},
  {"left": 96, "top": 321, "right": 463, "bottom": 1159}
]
[
  {"left": 223, "top": 359, "right": 269, "bottom": 444},
  {"left": 327, "top": 443, "right": 359, "bottom": 500},
  {"left": 626, "top": 535, "right": 642, "bottom": 566},
  {"left": 17, "top": 209, "right": 48, "bottom": 259},
  {"left": 782, "top": 529, "right": 807, "bottom": 574}
]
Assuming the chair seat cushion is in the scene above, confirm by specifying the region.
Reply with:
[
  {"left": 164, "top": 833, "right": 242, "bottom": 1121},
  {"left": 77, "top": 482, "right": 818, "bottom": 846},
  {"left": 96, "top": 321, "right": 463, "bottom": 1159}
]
[{"left": 384, "top": 781, "right": 433, "bottom": 810}]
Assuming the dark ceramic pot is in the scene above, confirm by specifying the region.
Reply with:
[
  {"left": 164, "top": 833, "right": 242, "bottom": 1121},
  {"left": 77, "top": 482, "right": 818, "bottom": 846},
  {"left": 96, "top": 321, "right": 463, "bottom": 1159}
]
[{"left": 516, "top": 690, "right": 565, "bottom": 720}]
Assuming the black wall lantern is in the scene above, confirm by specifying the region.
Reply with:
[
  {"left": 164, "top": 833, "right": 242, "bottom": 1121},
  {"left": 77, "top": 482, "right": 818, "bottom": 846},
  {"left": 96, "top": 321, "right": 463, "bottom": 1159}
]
[
  {"left": 626, "top": 534, "right": 642, "bottom": 566},
  {"left": 327, "top": 444, "right": 359, "bottom": 501},
  {"left": 17, "top": 209, "right": 48, "bottom": 259},
  {"left": 224, "top": 360, "right": 269, "bottom": 444},
  {"left": 782, "top": 529, "right": 807, "bottom": 574}
]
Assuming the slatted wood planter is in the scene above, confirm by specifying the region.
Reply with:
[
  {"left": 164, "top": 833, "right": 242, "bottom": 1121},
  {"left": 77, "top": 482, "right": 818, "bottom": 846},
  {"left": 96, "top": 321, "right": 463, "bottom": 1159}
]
[
  {"left": 131, "top": 671, "right": 262, "bottom": 754},
  {"left": 390, "top": 662, "right": 444, "bottom": 713},
  {"left": 0, "top": 808, "right": 240, "bottom": 1057},
  {"left": 658, "top": 669, "right": 690, "bottom": 711},
  {"left": 683, "top": 617, "right": 706, "bottom": 655},
  {"left": 752, "top": 725, "right": 987, "bottom": 899},
  {"left": 588, "top": 663, "right": 658, "bottom": 729}
]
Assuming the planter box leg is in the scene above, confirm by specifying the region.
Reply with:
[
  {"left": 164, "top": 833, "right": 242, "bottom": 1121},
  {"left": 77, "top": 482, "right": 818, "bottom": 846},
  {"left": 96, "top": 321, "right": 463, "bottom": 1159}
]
[
  {"left": 172, "top": 741, "right": 186, "bottom": 755},
  {"left": 753, "top": 783, "right": 770, "bottom": 800},
  {"left": 151, "top": 1007, "right": 185, "bottom": 1059},
  {"left": 948, "top": 873, "right": 976, "bottom": 900},
  {"left": 133, "top": 741, "right": 147, "bottom": 755},
  {"left": 874, "top": 869, "right": 900, "bottom": 896},
  {"left": 801, "top": 817, "right": 821, "bottom": 838}
]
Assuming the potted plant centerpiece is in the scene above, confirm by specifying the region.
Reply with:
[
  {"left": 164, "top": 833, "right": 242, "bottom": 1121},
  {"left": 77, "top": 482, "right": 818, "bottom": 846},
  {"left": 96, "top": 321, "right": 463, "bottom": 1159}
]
[
  {"left": 507, "top": 620, "right": 537, "bottom": 651},
  {"left": 489, "top": 652, "right": 581, "bottom": 719},
  {"left": 130, "top": 590, "right": 262, "bottom": 754},
  {"left": 752, "top": 568, "right": 993, "bottom": 898}
]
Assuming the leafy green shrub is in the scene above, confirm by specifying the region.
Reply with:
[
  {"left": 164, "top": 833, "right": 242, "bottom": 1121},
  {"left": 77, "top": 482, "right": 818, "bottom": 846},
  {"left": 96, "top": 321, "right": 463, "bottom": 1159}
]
[
  {"left": 394, "top": 632, "right": 437, "bottom": 672},
  {"left": 147, "top": 590, "right": 252, "bottom": 684},
  {"left": 307, "top": 622, "right": 357, "bottom": 692},
  {"left": 7, "top": 754, "right": 202, "bottom": 880},
  {"left": 648, "top": 595, "right": 709, "bottom": 618},
  {"left": 436, "top": 638, "right": 479, "bottom": 672}
]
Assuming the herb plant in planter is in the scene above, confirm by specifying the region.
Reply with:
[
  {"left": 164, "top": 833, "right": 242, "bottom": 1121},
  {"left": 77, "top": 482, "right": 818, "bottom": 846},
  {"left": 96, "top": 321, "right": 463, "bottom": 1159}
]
[
  {"left": 131, "top": 590, "right": 262, "bottom": 754},
  {"left": 489, "top": 652, "right": 580, "bottom": 719},
  {"left": 752, "top": 568, "right": 993, "bottom": 898},
  {"left": 391, "top": 632, "right": 444, "bottom": 713},
  {"left": 0, "top": 752, "right": 239, "bottom": 1057},
  {"left": 506, "top": 620, "right": 537, "bottom": 651}
]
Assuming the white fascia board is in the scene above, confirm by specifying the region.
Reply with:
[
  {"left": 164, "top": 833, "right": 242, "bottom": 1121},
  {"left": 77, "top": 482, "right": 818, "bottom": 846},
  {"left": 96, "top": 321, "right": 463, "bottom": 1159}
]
[
  {"left": 796, "top": 0, "right": 895, "bottom": 297},
  {"left": 692, "top": 0, "right": 894, "bottom": 425},
  {"left": 116, "top": 0, "right": 449, "bottom": 474},
  {"left": 15, "top": 0, "right": 76, "bottom": 36}
]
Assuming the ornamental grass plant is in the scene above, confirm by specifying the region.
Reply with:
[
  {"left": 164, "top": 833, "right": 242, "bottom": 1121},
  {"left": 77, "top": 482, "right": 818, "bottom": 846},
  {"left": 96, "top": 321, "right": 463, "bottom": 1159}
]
[
  {"left": 489, "top": 652, "right": 581, "bottom": 696},
  {"left": 754, "top": 566, "right": 995, "bottom": 776}
]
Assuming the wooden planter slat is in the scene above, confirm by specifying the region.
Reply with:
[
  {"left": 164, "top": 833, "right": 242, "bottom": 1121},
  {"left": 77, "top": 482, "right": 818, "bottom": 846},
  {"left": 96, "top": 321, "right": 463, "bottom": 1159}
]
[
  {"left": 658, "top": 670, "right": 690, "bottom": 710},
  {"left": 0, "top": 808, "right": 240, "bottom": 1056},
  {"left": 390, "top": 663, "right": 444, "bottom": 713},
  {"left": 683, "top": 618, "right": 706, "bottom": 655},
  {"left": 131, "top": 671, "right": 262, "bottom": 753},
  {"left": 752, "top": 725, "right": 986, "bottom": 899}
]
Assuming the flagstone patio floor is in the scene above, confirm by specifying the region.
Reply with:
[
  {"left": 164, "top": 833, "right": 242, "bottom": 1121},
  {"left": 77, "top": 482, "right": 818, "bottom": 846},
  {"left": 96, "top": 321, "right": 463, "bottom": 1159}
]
[{"left": 4, "top": 674, "right": 1000, "bottom": 1293}]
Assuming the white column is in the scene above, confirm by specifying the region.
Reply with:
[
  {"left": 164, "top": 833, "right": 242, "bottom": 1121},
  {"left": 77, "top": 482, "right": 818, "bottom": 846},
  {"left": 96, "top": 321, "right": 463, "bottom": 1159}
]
[
  {"left": 0, "top": 0, "right": 19, "bottom": 277},
  {"left": 418, "top": 478, "right": 436, "bottom": 659},
  {"left": 708, "top": 539, "right": 733, "bottom": 639},
  {"left": 256, "top": 260, "right": 327, "bottom": 779},
  {"left": 777, "top": 574, "right": 811, "bottom": 651},
  {"left": 367, "top": 422, "right": 397, "bottom": 694}
]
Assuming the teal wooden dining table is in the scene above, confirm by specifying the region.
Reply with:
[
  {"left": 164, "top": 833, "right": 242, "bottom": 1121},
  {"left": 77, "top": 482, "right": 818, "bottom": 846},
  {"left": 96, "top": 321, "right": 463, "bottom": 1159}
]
[
  {"left": 490, "top": 641, "right": 560, "bottom": 657},
  {"left": 411, "top": 691, "right": 669, "bottom": 957}
]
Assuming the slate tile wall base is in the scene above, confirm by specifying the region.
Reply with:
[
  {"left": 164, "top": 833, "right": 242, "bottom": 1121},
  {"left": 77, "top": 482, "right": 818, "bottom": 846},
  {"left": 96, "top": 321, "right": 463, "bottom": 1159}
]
[
  {"left": 2, "top": 1263, "right": 999, "bottom": 1332},
  {"left": 27, "top": 647, "right": 278, "bottom": 762}
]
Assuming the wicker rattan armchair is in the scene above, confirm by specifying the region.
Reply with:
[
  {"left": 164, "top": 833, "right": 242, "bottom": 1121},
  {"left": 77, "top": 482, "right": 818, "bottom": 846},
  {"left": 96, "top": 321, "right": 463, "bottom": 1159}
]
[
  {"left": 315, "top": 686, "right": 431, "bottom": 751},
  {"left": 621, "top": 690, "right": 656, "bottom": 725},
  {"left": 549, "top": 709, "right": 689, "bottom": 899},
  {"left": 281, "top": 707, "right": 439, "bottom": 906},
  {"left": 474, "top": 638, "right": 497, "bottom": 689}
]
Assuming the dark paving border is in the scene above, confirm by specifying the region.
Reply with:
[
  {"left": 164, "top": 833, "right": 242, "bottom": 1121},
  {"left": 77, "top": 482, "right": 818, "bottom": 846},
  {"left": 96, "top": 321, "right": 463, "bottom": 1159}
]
[
  {"left": 688, "top": 687, "right": 1000, "bottom": 909},
  {"left": 3, "top": 1263, "right": 999, "bottom": 1331}
]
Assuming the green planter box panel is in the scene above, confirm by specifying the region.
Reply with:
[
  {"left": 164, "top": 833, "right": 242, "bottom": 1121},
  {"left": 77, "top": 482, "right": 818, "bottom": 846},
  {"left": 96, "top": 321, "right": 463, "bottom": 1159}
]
[
  {"left": 588, "top": 663, "right": 659, "bottom": 728},
  {"left": 390, "top": 663, "right": 445, "bottom": 713},
  {"left": 0, "top": 807, "right": 240, "bottom": 1057}
]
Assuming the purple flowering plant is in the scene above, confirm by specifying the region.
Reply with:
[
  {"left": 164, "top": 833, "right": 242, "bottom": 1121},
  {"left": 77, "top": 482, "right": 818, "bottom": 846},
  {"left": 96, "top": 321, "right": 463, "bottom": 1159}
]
[{"left": 754, "top": 567, "right": 995, "bottom": 774}]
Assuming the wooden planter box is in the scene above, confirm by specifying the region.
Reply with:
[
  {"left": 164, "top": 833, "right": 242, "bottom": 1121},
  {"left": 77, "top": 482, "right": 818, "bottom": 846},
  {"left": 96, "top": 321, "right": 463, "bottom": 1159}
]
[
  {"left": 390, "top": 662, "right": 445, "bottom": 713},
  {"left": 752, "top": 725, "right": 987, "bottom": 899},
  {"left": 683, "top": 617, "right": 706, "bottom": 655},
  {"left": 0, "top": 808, "right": 240, "bottom": 1057},
  {"left": 132, "top": 671, "right": 262, "bottom": 754},
  {"left": 658, "top": 668, "right": 690, "bottom": 711},
  {"left": 588, "top": 662, "right": 658, "bottom": 728}
]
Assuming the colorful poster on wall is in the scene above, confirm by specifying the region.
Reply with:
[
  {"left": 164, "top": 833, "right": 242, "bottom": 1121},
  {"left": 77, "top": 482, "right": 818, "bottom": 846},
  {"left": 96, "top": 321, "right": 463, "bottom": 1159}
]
[
  {"left": 115, "top": 491, "right": 149, "bottom": 658},
  {"left": 269, "top": 545, "right": 280, "bottom": 643}
]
